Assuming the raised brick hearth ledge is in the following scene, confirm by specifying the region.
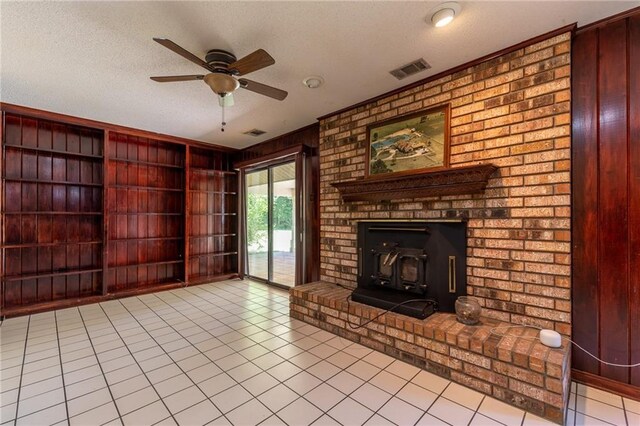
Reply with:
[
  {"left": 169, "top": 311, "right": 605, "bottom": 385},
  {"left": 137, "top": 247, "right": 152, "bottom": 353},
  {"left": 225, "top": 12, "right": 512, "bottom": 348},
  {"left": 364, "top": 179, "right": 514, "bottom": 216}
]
[{"left": 290, "top": 282, "right": 570, "bottom": 424}]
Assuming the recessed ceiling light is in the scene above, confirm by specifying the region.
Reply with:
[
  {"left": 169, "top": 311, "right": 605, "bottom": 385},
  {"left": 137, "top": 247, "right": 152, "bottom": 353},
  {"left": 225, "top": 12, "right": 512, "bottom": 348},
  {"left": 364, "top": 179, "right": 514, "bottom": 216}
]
[
  {"left": 428, "top": 2, "right": 461, "bottom": 28},
  {"left": 302, "top": 76, "right": 324, "bottom": 89}
]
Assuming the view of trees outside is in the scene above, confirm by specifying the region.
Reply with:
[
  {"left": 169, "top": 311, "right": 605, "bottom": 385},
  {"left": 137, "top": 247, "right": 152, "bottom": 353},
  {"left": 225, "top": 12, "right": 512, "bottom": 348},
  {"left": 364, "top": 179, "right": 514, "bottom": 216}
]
[{"left": 246, "top": 193, "right": 293, "bottom": 252}]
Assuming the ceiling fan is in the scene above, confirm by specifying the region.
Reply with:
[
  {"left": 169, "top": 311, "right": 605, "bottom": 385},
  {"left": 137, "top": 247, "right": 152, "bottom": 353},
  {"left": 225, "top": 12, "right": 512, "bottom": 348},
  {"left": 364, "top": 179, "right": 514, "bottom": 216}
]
[{"left": 150, "top": 38, "right": 288, "bottom": 130}]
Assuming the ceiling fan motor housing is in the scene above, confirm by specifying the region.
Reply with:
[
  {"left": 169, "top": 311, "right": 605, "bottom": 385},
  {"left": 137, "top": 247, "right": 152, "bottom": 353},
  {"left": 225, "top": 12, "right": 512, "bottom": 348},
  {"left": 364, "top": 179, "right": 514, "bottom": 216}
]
[{"left": 205, "top": 49, "right": 237, "bottom": 72}]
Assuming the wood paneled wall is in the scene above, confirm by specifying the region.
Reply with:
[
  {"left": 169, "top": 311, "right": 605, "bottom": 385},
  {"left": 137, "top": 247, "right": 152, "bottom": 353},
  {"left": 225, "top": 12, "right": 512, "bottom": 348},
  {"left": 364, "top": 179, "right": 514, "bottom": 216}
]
[
  {"left": 572, "top": 11, "right": 640, "bottom": 393},
  {"left": 1, "top": 107, "right": 239, "bottom": 317},
  {"left": 234, "top": 123, "right": 319, "bottom": 162}
]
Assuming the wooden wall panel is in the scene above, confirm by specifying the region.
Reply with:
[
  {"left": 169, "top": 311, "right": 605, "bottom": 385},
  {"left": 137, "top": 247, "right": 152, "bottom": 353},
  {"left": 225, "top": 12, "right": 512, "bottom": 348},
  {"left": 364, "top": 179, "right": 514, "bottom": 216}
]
[
  {"left": 234, "top": 123, "right": 319, "bottom": 163},
  {"left": 572, "top": 11, "right": 640, "bottom": 391},
  {"left": 629, "top": 13, "right": 640, "bottom": 387},
  {"left": 572, "top": 28, "right": 600, "bottom": 374},
  {"left": 597, "top": 20, "right": 629, "bottom": 383}
]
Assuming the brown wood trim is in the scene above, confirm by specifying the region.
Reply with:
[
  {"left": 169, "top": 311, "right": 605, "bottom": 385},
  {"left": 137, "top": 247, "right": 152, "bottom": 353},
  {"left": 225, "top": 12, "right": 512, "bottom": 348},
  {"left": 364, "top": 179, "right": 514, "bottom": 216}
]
[
  {"left": 294, "top": 153, "right": 304, "bottom": 286},
  {"left": 629, "top": 12, "right": 640, "bottom": 387},
  {"left": 576, "top": 6, "right": 640, "bottom": 35},
  {"left": 184, "top": 145, "right": 191, "bottom": 284},
  {"left": 332, "top": 164, "right": 497, "bottom": 202},
  {"left": 234, "top": 145, "right": 311, "bottom": 170},
  {"left": 317, "top": 24, "right": 576, "bottom": 121},
  {"left": 186, "top": 273, "right": 240, "bottom": 286},
  {"left": 102, "top": 130, "right": 109, "bottom": 296},
  {"left": 1, "top": 112, "right": 4, "bottom": 315},
  {"left": 0, "top": 102, "right": 237, "bottom": 153},
  {"left": 572, "top": 369, "right": 640, "bottom": 401},
  {"left": 237, "top": 171, "right": 246, "bottom": 280}
]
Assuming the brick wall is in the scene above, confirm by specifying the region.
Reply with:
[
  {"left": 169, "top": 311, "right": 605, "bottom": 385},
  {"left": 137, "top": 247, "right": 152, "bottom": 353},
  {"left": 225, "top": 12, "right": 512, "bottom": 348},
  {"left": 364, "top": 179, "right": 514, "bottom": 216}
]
[{"left": 319, "top": 32, "right": 572, "bottom": 335}]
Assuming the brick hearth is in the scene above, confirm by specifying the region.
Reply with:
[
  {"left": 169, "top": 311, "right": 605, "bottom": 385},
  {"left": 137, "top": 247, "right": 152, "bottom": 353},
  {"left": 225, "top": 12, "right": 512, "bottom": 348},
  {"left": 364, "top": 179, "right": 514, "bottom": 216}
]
[{"left": 290, "top": 282, "right": 571, "bottom": 424}]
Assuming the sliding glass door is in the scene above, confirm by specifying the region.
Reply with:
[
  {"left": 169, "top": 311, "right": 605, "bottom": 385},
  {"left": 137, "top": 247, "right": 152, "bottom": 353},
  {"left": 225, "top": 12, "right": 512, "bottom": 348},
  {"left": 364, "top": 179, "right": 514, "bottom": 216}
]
[
  {"left": 246, "top": 169, "right": 269, "bottom": 281},
  {"left": 245, "top": 161, "right": 297, "bottom": 287}
]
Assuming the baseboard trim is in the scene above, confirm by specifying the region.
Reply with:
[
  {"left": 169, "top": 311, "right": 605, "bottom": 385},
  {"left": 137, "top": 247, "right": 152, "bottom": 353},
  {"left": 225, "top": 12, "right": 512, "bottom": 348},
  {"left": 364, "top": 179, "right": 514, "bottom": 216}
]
[{"left": 572, "top": 369, "right": 640, "bottom": 401}]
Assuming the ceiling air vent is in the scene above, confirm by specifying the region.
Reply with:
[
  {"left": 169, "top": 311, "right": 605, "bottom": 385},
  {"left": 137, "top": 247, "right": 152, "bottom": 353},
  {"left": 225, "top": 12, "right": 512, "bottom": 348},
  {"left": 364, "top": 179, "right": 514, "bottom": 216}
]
[
  {"left": 243, "top": 129, "right": 266, "bottom": 137},
  {"left": 389, "top": 58, "right": 431, "bottom": 80}
]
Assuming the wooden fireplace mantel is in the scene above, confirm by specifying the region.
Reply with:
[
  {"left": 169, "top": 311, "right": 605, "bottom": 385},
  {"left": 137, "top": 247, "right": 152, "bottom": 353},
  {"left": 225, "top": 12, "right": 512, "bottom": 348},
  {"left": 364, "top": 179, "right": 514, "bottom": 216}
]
[{"left": 331, "top": 164, "right": 498, "bottom": 202}]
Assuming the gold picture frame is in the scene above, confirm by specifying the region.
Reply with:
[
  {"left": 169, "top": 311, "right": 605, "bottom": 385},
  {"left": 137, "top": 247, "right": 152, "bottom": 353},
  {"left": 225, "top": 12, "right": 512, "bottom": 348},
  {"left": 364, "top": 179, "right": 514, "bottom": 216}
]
[{"left": 366, "top": 104, "right": 451, "bottom": 177}]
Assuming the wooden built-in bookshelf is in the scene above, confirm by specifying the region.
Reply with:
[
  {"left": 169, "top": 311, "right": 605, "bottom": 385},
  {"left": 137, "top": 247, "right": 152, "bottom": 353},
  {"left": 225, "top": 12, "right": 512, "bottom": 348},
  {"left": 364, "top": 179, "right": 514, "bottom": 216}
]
[
  {"left": 106, "top": 132, "right": 185, "bottom": 291},
  {"left": 2, "top": 114, "right": 104, "bottom": 309},
  {"left": 1, "top": 109, "right": 239, "bottom": 317},
  {"left": 186, "top": 147, "right": 238, "bottom": 283}
]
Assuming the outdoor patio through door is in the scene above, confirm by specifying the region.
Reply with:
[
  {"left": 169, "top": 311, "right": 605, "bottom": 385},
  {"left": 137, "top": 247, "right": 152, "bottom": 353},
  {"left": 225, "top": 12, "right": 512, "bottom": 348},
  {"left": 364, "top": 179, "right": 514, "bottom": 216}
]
[{"left": 244, "top": 161, "right": 297, "bottom": 287}]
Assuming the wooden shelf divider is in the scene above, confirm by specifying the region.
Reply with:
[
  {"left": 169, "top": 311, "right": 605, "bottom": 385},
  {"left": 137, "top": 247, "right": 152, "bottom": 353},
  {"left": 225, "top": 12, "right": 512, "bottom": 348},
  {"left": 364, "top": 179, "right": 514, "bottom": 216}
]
[
  {"left": 4, "top": 143, "right": 103, "bottom": 159},
  {"left": 111, "top": 157, "right": 184, "bottom": 169}
]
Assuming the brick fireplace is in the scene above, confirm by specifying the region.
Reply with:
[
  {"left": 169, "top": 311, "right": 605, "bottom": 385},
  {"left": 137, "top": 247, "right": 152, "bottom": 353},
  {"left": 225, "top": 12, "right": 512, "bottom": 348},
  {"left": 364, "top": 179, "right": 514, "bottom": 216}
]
[
  {"left": 291, "top": 30, "right": 573, "bottom": 423},
  {"left": 318, "top": 30, "right": 571, "bottom": 335}
]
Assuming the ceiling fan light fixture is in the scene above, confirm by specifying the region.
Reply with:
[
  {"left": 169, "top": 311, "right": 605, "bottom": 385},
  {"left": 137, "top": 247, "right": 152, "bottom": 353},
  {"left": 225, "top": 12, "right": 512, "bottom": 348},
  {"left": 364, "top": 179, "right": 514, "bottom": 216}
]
[
  {"left": 429, "top": 2, "right": 461, "bottom": 27},
  {"left": 204, "top": 73, "right": 240, "bottom": 96},
  {"left": 218, "top": 93, "right": 235, "bottom": 107}
]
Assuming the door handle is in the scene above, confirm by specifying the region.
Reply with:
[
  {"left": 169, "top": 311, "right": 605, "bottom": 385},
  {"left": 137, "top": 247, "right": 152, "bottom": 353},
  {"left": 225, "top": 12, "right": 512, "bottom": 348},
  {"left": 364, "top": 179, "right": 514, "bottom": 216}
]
[{"left": 448, "top": 256, "right": 456, "bottom": 293}]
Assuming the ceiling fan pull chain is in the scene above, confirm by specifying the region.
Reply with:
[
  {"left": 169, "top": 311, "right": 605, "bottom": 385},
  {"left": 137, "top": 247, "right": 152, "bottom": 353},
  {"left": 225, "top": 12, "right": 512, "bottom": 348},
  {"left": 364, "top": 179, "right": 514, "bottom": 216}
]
[{"left": 221, "top": 99, "right": 226, "bottom": 132}]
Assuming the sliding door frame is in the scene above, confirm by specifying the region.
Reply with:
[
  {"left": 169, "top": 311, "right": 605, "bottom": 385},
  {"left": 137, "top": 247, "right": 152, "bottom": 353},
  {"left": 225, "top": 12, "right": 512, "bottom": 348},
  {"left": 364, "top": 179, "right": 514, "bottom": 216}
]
[{"left": 235, "top": 145, "right": 308, "bottom": 288}]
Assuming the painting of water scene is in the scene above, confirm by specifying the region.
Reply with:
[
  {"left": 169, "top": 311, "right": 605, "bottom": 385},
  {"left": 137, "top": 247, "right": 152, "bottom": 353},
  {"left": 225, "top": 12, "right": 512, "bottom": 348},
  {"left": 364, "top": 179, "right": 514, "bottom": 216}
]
[{"left": 367, "top": 104, "right": 450, "bottom": 177}]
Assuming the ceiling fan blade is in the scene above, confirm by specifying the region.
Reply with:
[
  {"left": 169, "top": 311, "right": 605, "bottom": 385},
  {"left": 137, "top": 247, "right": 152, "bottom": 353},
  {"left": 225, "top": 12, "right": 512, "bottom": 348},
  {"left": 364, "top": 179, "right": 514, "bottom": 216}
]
[
  {"left": 150, "top": 75, "right": 205, "bottom": 82},
  {"left": 229, "top": 49, "right": 275, "bottom": 76},
  {"left": 238, "top": 78, "right": 288, "bottom": 101},
  {"left": 153, "top": 38, "right": 212, "bottom": 71}
]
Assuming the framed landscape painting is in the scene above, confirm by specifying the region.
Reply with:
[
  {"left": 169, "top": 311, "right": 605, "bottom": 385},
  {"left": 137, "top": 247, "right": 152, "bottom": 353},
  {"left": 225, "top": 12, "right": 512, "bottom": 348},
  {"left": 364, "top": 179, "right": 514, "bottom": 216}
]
[{"left": 366, "top": 104, "right": 450, "bottom": 177}]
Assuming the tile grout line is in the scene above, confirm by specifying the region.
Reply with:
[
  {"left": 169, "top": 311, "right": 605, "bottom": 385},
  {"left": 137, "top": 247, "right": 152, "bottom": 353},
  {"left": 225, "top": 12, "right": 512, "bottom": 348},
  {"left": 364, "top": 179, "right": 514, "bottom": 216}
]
[
  {"left": 74, "top": 305, "right": 124, "bottom": 423},
  {"left": 15, "top": 286, "right": 409, "bottom": 424},
  {"left": 152, "top": 288, "right": 320, "bottom": 425},
  {"left": 11, "top": 315, "right": 31, "bottom": 425},
  {"left": 16, "top": 324, "right": 67, "bottom": 409},
  {"left": 384, "top": 365, "right": 447, "bottom": 426},
  {"left": 110, "top": 296, "right": 230, "bottom": 424},
  {"left": 94, "top": 301, "right": 180, "bottom": 425},
  {"left": 469, "top": 396, "right": 486, "bottom": 426},
  {"left": 54, "top": 310, "right": 71, "bottom": 424},
  {"left": 180, "top": 284, "right": 444, "bottom": 426},
  {"left": 621, "top": 398, "right": 629, "bottom": 426},
  {"left": 6, "top": 281, "right": 635, "bottom": 426},
  {"left": 136, "top": 291, "right": 286, "bottom": 422}
]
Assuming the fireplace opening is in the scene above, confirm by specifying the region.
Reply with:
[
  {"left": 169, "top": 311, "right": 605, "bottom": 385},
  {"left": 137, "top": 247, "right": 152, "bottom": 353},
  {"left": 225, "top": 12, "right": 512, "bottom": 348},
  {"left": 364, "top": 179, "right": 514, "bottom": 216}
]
[{"left": 351, "top": 221, "right": 467, "bottom": 319}]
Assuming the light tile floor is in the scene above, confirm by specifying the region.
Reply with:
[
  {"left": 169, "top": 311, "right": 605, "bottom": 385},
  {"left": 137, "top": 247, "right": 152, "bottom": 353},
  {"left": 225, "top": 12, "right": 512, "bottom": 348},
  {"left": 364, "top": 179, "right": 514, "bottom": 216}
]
[{"left": 1, "top": 279, "right": 638, "bottom": 426}]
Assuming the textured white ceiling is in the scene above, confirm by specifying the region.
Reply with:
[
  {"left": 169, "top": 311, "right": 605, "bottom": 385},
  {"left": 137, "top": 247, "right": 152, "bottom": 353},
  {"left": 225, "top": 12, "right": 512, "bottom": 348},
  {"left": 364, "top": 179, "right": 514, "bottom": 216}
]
[{"left": 1, "top": 1, "right": 636, "bottom": 149}]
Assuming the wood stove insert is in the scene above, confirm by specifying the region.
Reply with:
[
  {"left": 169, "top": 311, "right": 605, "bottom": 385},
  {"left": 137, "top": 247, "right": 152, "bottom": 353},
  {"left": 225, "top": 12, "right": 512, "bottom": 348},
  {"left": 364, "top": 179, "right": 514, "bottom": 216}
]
[{"left": 352, "top": 221, "right": 467, "bottom": 319}]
